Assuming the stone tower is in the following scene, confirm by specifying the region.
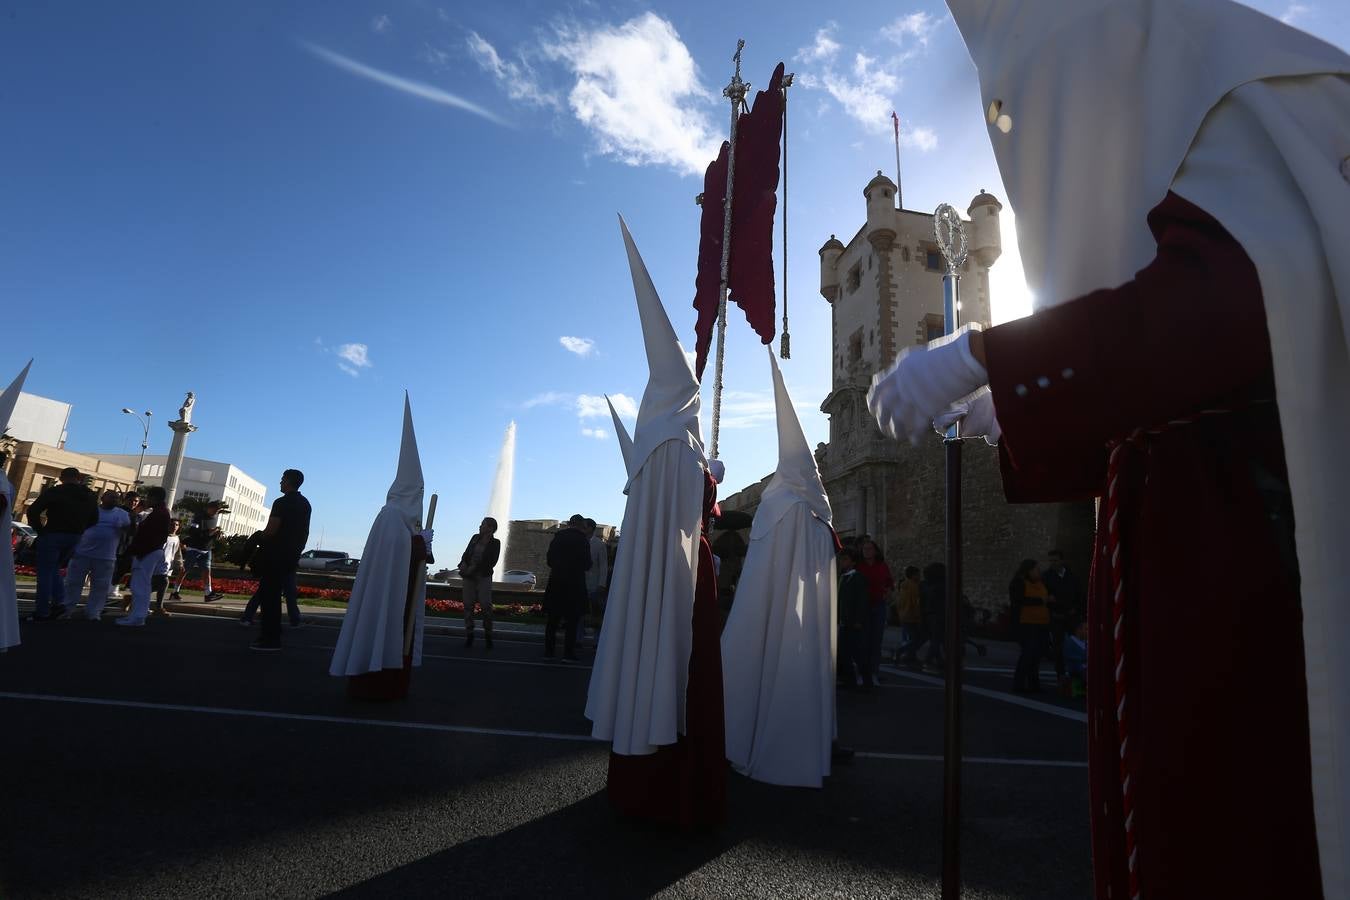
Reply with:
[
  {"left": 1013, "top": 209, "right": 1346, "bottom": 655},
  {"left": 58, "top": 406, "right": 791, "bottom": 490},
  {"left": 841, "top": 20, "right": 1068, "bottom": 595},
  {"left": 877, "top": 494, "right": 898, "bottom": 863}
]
[{"left": 807, "top": 173, "right": 1092, "bottom": 614}]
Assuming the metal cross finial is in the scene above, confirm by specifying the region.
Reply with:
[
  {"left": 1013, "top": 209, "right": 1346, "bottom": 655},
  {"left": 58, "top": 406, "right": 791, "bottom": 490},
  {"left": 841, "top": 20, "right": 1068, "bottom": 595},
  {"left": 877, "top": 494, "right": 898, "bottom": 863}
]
[{"left": 724, "top": 39, "right": 748, "bottom": 107}]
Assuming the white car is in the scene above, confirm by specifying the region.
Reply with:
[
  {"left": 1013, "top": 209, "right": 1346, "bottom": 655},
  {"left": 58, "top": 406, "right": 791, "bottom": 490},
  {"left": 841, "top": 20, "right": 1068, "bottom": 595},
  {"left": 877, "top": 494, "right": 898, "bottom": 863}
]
[
  {"left": 500, "top": 570, "right": 537, "bottom": 588},
  {"left": 296, "top": 549, "right": 349, "bottom": 570}
]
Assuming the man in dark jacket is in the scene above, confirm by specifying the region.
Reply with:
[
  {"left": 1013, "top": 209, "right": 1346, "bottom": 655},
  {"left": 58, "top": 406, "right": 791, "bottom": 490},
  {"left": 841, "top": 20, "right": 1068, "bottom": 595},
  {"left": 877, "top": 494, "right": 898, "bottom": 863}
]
[
  {"left": 458, "top": 517, "right": 501, "bottom": 649},
  {"left": 543, "top": 514, "right": 591, "bottom": 661},
  {"left": 117, "top": 486, "right": 171, "bottom": 627},
  {"left": 26, "top": 467, "right": 98, "bottom": 620}
]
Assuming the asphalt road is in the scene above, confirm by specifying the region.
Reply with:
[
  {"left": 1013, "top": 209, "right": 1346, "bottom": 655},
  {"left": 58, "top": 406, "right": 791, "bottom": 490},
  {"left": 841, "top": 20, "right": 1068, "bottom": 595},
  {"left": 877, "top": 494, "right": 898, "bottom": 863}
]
[{"left": 1, "top": 613, "right": 1090, "bottom": 899}]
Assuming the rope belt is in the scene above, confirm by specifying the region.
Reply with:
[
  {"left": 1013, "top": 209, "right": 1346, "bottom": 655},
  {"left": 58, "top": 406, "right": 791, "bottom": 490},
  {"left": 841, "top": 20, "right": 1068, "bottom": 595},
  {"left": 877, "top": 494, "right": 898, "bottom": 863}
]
[{"left": 1104, "top": 403, "right": 1262, "bottom": 900}]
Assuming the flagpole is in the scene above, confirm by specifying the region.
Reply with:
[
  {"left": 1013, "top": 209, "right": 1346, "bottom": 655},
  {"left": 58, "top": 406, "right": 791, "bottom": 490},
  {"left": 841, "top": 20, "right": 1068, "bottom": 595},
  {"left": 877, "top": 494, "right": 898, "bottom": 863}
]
[
  {"left": 711, "top": 39, "right": 748, "bottom": 461},
  {"left": 893, "top": 112, "right": 903, "bottom": 210},
  {"left": 779, "top": 72, "right": 793, "bottom": 360}
]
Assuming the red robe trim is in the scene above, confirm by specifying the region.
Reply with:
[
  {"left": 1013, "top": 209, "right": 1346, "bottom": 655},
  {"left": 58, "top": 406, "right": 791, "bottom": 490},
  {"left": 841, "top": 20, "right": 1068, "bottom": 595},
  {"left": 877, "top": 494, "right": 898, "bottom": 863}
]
[
  {"left": 983, "top": 193, "right": 1321, "bottom": 900},
  {"left": 607, "top": 471, "right": 727, "bottom": 827},
  {"left": 347, "top": 535, "right": 427, "bottom": 702}
]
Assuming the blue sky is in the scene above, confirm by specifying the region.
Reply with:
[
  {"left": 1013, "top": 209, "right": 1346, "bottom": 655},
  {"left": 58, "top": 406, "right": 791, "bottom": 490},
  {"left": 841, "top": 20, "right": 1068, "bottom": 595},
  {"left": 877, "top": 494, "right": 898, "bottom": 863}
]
[{"left": 3, "top": 1, "right": 1345, "bottom": 559}]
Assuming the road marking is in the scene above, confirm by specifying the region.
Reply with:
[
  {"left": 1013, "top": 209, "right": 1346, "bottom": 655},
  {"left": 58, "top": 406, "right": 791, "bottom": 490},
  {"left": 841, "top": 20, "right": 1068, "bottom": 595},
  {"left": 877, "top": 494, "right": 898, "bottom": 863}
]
[
  {"left": 0, "top": 691, "right": 603, "bottom": 743},
  {"left": 0, "top": 692, "right": 1086, "bottom": 769},
  {"left": 879, "top": 665, "right": 1088, "bottom": 723},
  {"left": 856, "top": 751, "right": 1086, "bottom": 769}
]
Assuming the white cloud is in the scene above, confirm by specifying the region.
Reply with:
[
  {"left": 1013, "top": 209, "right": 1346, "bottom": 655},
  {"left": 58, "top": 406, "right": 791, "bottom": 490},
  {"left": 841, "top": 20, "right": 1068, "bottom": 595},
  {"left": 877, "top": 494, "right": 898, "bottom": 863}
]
[
  {"left": 419, "top": 44, "right": 451, "bottom": 70},
  {"left": 335, "top": 342, "right": 372, "bottom": 377},
  {"left": 466, "top": 31, "right": 561, "bottom": 109},
  {"left": 902, "top": 124, "right": 938, "bottom": 152},
  {"left": 371, "top": 14, "right": 392, "bottom": 34},
  {"left": 543, "top": 13, "right": 722, "bottom": 177},
  {"left": 1280, "top": 3, "right": 1311, "bottom": 24},
  {"left": 881, "top": 12, "right": 941, "bottom": 51},
  {"left": 580, "top": 427, "right": 609, "bottom": 440},
  {"left": 522, "top": 391, "right": 571, "bottom": 409},
  {"left": 798, "top": 24, "right": 840, "bottom": 62},
  {"left": 817, "top": 52, "right": 900, "bottom": 133},
  {"left": 577, "top": 393, "right": 636, "bottom": 419},
  {"left": 300, "top": 41, "right": 511, "bottom": 127},
  {"left": 559, "top": 336, "right": 596, "bottom": 357}
]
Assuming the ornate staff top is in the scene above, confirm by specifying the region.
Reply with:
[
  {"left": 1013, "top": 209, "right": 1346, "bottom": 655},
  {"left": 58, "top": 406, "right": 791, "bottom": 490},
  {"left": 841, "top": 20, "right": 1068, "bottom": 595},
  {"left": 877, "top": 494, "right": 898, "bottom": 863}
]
[{"left": 933, "top": 203, "right": 969, "bottom": 275}]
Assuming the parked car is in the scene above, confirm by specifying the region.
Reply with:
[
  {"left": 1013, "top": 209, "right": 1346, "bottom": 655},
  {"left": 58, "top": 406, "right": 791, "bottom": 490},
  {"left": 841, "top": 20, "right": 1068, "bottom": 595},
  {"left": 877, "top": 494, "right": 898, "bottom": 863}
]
[
  {"left": 11, "top": 522, "right": 37, "bottom": 566},
  {"left": 296, "top": 549, "right": 349, "bottom": 570},
  {"left": 326, "top": 557, "right": 359, "bottom": 575},
  {"left": 500, "top": 570, "right": 537, "bottom": 588}
]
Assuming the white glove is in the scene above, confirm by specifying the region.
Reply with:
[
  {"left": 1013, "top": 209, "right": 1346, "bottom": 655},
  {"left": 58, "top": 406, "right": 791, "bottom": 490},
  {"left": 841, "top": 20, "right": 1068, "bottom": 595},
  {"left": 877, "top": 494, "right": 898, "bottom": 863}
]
[
  {"left": 420, "top": 528, "right": 434, "bottom": 551},
  {"left": 867, "top": 326, "right": 988, "bottom": 445},
  {"left": 933, "top": 389, "right": 1002, "bottom": 446}
]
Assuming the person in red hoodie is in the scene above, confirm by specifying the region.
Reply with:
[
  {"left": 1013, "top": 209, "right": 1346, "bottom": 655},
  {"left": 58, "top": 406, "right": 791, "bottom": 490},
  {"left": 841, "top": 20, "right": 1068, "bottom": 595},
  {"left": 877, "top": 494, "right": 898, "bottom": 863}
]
[
  {"left": 117, "top": 486, "right": 170, "bottom": 627},
  {"left": 854, "top": 538, "right": 894, "bottom": 682}
]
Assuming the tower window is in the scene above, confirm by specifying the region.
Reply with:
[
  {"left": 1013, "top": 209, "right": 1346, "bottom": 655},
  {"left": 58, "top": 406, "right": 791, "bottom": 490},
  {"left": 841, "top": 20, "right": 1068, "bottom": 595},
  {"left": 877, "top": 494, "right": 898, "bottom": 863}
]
[
  {"left": 846, "top": 262, "right": 862, "bottom": 293},
  {"left": 848, "top": 328, "right": 864, "bottom": 365},
  {"left": 926, "top": 250, "right": 943, "bottom": 271},
  {"left": 924, "top": 314, "right": 946, "bottom": 343}
]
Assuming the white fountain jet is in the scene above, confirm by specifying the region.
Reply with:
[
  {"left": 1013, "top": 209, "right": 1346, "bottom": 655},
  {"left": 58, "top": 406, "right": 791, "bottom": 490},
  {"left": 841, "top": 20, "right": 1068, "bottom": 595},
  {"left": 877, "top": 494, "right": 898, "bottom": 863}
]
[{"left": 486, "top": 421, "right": 516, "bottom": 573}]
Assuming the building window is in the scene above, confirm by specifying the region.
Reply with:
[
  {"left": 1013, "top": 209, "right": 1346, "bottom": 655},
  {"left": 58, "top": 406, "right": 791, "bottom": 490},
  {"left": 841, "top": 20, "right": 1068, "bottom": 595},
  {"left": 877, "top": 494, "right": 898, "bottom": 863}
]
[
  {"left": 901, "top": 246, "right": 911, "bottom": 263},
  {"left": 846, "top": 261, "right": 862, "bottom": 294},
  {"left": 924, "top": 313, "right": 946, "bottom": 343},
  {"left": 926, "top": 250, "right": 943, "bottom": 272},
  {"left": 848, "top": 328, "right": 864, "bottom": 366}
]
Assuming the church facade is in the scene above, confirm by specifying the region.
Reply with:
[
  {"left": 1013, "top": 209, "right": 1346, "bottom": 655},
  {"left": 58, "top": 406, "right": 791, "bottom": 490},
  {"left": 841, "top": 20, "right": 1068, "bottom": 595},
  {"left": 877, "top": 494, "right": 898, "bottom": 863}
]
[{"left": 721, "top": 172, "right": 1094, "bottom": 616}]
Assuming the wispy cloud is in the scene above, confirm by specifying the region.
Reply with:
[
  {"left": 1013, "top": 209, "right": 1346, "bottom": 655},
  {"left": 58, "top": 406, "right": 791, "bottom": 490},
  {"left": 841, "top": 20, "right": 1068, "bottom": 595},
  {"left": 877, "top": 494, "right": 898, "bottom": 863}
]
[
  {"left": 559, "top": 336, "right": 596, "bottom": 357},
  {"left": 580, "top": 427, "right": 609, "bottom": 440},
  {"left": 467, "top": 32, "right": 561, "bottom": 109},
  {"left": 299, "top": 41, "right": 511, "bottom": 127},
  {"left": 522, "top": 391, "right": 571, "bottom": 409},
  {"left": 371, "top": 14, "right": 392, "bottom": 34},
  {"left": 336, "top": 342, "right": 372, "bottom": 377},
  {"left": 795, "top": 19, "right": 939, "bottom": 149},
  {"left": 798, "top": 24, "right": 841, "bottom": 62},
  {"left": 577, "top": 393, "right": 636, "bottom": 419},
  {"left": 881, "top": 12, "right": 942, "bottom": 53},
  {"left": 419, "top": 44, "right": 451, "bottom": 70},
  {"left": 1280, "top": 3, "right": 1312, "bottom": 24},
  {"left": 542, "top": 13, "right": 722, "bottom": 177}
]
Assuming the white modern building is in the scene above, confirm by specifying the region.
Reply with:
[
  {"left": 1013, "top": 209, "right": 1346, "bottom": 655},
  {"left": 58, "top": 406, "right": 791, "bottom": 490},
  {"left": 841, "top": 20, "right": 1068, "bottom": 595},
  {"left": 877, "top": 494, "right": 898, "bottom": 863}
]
[
  {"left": 92, "top": 454, "right": 269, "bottom": 537},
  {"left": 8, "top": 393, "right": 72, "bottom": 448}
]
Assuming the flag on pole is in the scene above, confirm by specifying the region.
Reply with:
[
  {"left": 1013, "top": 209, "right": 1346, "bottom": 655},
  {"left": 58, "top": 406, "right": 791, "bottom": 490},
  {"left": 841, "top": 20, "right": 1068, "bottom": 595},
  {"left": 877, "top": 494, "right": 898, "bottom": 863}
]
[{"left": 692, "top": 62, "right": 786, "bottom": 381}]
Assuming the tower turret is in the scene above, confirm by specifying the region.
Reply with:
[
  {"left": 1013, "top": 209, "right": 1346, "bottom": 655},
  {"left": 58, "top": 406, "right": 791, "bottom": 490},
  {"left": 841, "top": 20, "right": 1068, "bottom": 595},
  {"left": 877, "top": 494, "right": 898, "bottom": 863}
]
[
  {"left": 864, "top": 171, "right": 898, "bottom": 245},
  {"left": 818, "top": 234, "right": 845, "bottom": 304},
  {"left": 967, "top": 189, "right": 1003, "bottom": 269}
]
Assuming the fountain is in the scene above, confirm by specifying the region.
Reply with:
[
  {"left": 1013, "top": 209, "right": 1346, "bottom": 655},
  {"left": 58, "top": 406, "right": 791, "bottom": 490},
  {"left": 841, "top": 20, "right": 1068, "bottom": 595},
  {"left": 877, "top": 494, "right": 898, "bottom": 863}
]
[{"left": 486, "top": 421, "right": 516, "bottom": 572}]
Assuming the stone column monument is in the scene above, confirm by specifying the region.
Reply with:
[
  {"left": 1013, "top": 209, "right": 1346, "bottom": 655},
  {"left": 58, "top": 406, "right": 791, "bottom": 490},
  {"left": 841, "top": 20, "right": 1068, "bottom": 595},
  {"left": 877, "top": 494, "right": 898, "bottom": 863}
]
[{"left": 160, "top": 391, "right": 198, "bottom": 509}]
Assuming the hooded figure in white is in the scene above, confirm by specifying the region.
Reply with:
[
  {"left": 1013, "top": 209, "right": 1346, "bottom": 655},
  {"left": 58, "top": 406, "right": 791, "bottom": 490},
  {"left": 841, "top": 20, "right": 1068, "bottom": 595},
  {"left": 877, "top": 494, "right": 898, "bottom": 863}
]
[
  {"left": 0, "top": 361, "right": 32, "bottom": 652},
  {"left": 585, "top": 217, "right": 708, "bottom": 756},
  {"left": 330, "top": 393, "right": 427, "bottom": 677},
  {"left": 867, "top": 2, "right": 1348, "bottom": 897},
  {"left": 721, "top": 352, "right": 837, "bottom": 788}
]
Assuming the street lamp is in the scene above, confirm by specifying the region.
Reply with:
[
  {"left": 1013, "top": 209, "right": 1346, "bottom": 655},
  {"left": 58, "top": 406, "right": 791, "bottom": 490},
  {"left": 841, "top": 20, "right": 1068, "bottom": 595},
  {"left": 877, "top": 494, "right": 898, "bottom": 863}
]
[{"left": 121, "top": 408, "right": 152, "bottom": 489}]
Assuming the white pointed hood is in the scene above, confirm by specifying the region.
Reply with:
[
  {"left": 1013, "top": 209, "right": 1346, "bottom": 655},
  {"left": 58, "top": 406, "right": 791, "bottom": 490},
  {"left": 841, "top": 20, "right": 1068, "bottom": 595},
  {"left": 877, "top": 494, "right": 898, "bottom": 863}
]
[
  {"left": 618, "top": 216, "right": 705, "bottom": 483},
  {"left": 947, "top": 0, "right": 1348, "bottom": 310},
  {"left": 751, "top": 351, "right": 831, "bottom": 540},
  {"left": 386, "top": 392, "right": 424, "bottom": 528},
  {"left": 606, "top": 394, "right": 635, "bottom": 483},
  {"left": 0, "top": 360, "right": 32, "bottom": 436}
]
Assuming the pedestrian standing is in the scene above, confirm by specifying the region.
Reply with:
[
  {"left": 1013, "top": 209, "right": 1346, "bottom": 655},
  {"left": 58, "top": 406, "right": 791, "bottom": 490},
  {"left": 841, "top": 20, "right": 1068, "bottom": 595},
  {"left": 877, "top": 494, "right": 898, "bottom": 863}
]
[
  {"left": 855, "top": 539, "right": 893, "bottom": 681},
  {"left": 457, "top": 517, "right": 500, "bottom": 649},
  {"left": 116, "top": 486, "right": 170, "bottom": 627},
  {"left": 836, "top": 547, "right": 871, "bottom": 690},
  {"left": 25, "top": 467, "right": 98, "bottom": 621},
  {"left": 249, "top": 469, "right": 311, "bottom": 652},
  {"left": 918, "top": 562, "right": 946, "bottom": 672},
  {"left": 1010, "top": 559, "right": 1051, "bottom": 693},
  {"left": 893, "top": 565, "right": 923, "bottom": 666},
  {"left": 62, "top": 490, "right": 131, "bottom": 620},
  {"left": 151, "top": 519, "right": 185, "bottom": 617},
  {"left": 175, "top": 501, "right": 223, "bottom": 602},
  {"left": 543, "top": 514, "right": 591, "bottom": 661},
  {"left": 1041, "top": 549, "right": 1082, "bottom": 682},
  {"left": 110, "top": 491, "right": 140, "bottom": 607},
  {"left": 581, "top": 517, "right": 608, "bottom": 645}
]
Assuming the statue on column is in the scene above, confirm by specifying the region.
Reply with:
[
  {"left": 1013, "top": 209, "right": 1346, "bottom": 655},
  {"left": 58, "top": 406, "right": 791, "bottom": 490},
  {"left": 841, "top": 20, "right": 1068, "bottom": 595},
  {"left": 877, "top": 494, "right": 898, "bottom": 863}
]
[{"left": 178, "top": 392, "right": 195, "bottom": 424}]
